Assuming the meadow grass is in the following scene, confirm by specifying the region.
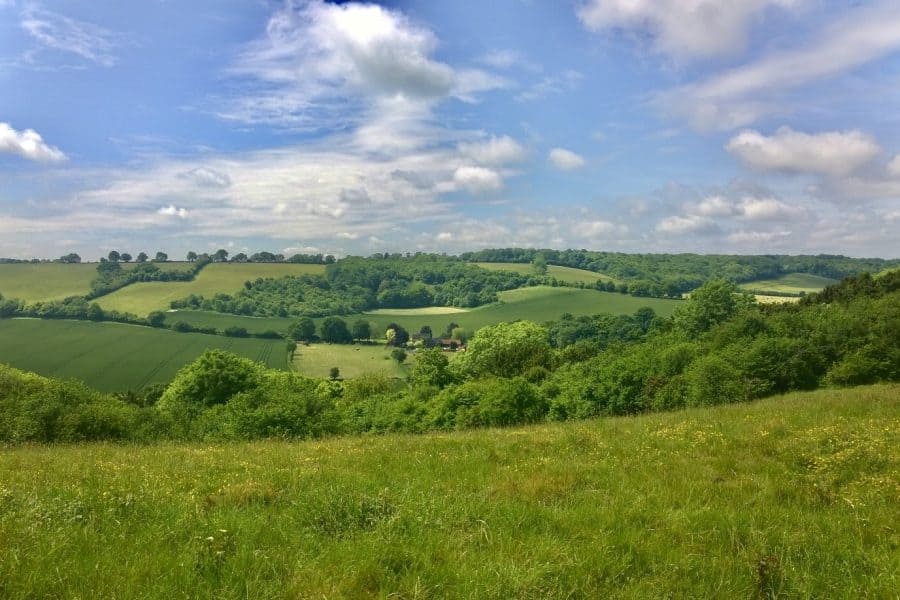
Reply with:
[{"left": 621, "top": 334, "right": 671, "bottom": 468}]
[
  {"left": 0, "top": 263, "right": 98, "bottom": 302},
  {"left": 366, "top": 306, "right": 469, "bottom": 315},
  {"left": 292, "top": 343, "right": 413, "bottom": 379},
  {"left": 0, "top": 384, "right": 896, "bottom": 598},
  {"left": 739, "top": 272, "right": 837, "bottom": 295},
  {"left": 165, "top": 286, "right": 680, "bottom": 336},
  {"left": 0, "top": 262, "right": 197, "bottom": 304},
  {"left": 476, "top": 262, "right": 617, "bottom": 284},
  {"left": 0, "top": 319, "right": 288, "bottom": 391},
  {"left": 95, "top": 263, "right": 327, "bottom": 316}
]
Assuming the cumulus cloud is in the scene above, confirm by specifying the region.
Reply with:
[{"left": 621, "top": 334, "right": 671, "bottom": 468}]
[
  {"left": 221, "top": 1, "right": 503, "bottom": 129},
  {"left": 658, "top": 3, "right": 900, "bottom": 129},
  {"left": 458, "top": 136, "right": 527, "bottom": 165},
  {"left": 739, "top": 196, "right": 803, "bottom": 220},
  {"left": 453, "top": 166, "right": 503, "bottom": 193},
  {"left": 0, "top": 122, "right": 66, "bottom": 162},
  {"left": 157, "top": 205, "right": 189, "bottom": 218},
  {"left": 548, "top": 147, "right": 585, "bottom": 170},
  {"left": 655, "top": 215, "right": 719, "bottom": 235},
  {"left": 693, "top": 195, "right": 737, "bottom": 217},
  {"left": 20, "top": 7, "right": 118, "bottom": 66},
  {"left": 726, "top": 127, "right": 880, "bottom": 176},
  {"left": 577, "top": 0, "right": 800, "bottom": 60}
]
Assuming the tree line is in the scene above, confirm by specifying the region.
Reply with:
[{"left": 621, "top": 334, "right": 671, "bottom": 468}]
[
  {"left": 461, "top": 248, "right": 899, "bottom": 297},
  {"left": 2, "top": 269, "right": 896, "bottom": 443},
  {"left": 170, "top": 256, "right": 533, "bottom": 318}
]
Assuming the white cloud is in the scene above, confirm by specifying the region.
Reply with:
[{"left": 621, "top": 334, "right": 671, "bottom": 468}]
[
  {"left": 726, "top": 127, "right": 880, "bottom": 176},
  {"left": 655, "top": 215, "right": 718, "bottom": 235},
  {"left": 572, "top": 219, "right": 622, "bottom": 237},
  {"left": 577, "top": 0, "right": 800, "bottom": 60},
  {"left": 157, "top": 205, "right": 189, "bottom": 219},
  {"left": 458, "top": 135, "right": 527, "bottom": 165},
  {"left": 177, "top": 166, "right": 232, "bottom": 188},
  {"left": 694, "top": 195, "right": 736, "bottom": 217},
  {"left": 887, "top": 155, "right": 900, "bottom": 178},
  {"left": 728, "top": 229, "right": 792, "bottom": 244},
  {"left": 738, "top": 196, "right": 803, "bottom": 221},
  {"left": 480, "top": 49, "right": 521, "bottom": 69},
  {"left": 659, "top": 3, "right": 900, "bottom": 129},
  {"left": 0, "top": 122, "right": 66, "bottom": 162},
  {"left": 516, "top": 70, "right": 582, "bottom": 102},
  {"left": 20, "top": 7, "right": 117, "bottom": 66},
  {"left": 548, "top": 147, "right": 585, "bottom": 170},
  {"left": 222, "top": 1, "right": 503, "bottom": 129},
  {"left": 453, "top": 166, "right": 503, "bottom": 193}
]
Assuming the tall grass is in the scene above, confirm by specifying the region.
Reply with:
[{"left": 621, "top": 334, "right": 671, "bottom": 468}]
[{"left": 0, "top": 384, "right": 896, "bottom": 598}]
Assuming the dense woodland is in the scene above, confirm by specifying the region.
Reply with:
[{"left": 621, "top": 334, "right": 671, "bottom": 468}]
[
  {"left": 2, "top": 269, "right": 897, "bottom": 443},
  {"left": 462, "top": 248, "right": 899, "bottom": 296},
  {"left": 171, "top": 256, "right": 533, "bottom": 317}
]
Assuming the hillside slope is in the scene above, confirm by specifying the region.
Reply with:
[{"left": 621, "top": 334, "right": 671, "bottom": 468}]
[{"left": 0, "top": 384, "right": 896, "bottom": 598}]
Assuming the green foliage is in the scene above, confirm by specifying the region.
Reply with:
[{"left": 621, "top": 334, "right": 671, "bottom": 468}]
[
  {"left": 463, "top": 247, "right": 899, "bottom": 297},
  {"left": 430, "top": 377, "right": 546, "bottom": 429},
  {"left": 410, "top": 348, "right": 453, "bottom": 388},
  {"left": 158, "top": 350, "right": 265, "bottom": 416},
  {"left": 351, "top": 319, "right": 371, "bottom": 341},
  {"left": 457, "top": 321, "right": 551, "bottom": 378},
  {"left": 674, "top": 279, "right": 754, "bottom": 337},
  {"left": 0, "top": 364, "right": 162, "bottom": 443},
  {"left": 390, "top": 348, "right": 407, "bottom": 364},
  {"left": 320, "top": 317, "right": 352, "bottom": 344},
  {"left": 288, "top": 317, "right": 316, "bottom": 342},
  {"left": 175, "top": 255, "right": 532, "bottom": 319}
]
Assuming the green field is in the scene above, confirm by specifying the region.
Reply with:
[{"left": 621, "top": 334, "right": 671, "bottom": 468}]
[
  {"left": 0, "top": 384, "right": 895, "bottom": 597},
  {"left": 476, "top": 262, "right": 616, "bottom": 284},
  {"left": 292, "top": 343, "right": 413, "bottom": 379},
  {"left": 0, "top": 263, "right": 99, "bottom": 302},
  {"left": 165, "top": 286, "right": 681, "bottom": 336},
  {"left": 739, "top": 272, "right": 838, "bottom": 295},
  {"left": 95, "top": 263, "right": 327, "bottom": 316},
  {"left": 0, "top": 319, "right": 287, "bottom": 391}
]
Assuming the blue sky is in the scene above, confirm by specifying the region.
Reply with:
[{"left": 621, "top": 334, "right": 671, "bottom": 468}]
[{"left": 1, "top": 0, "right": 899, "bottom": 260}]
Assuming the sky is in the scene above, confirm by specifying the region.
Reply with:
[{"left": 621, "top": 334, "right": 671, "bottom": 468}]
[{"left": 1, "top": 0, "right": 899, "bottom": 260}]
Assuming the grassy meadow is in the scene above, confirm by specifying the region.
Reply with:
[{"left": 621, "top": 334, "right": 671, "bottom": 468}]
[
  {"left": 0, "top": 261, "right": 197, "bottom": 304},
  {"left": 0, "top": 319, "right": 288, "bottom": 391},
  {"left": 739, "top": 272, "right": 838, "bottom": 295},
  {"left": 292, "top": 343, "right": 413, "bottom": 379},
  {"left": 95, "top": 263, "right": 327, "bottom": 316},
  {"left": 165, "top": 286, "right": 681, "bottom": 337},
  {"left": 0, "top": 263, "right": 98, "bottom": 302},
  {"left": 0, "top": 384, "right": 896, "bottom": 598},
  {"left": 476, "top": 262, "right": 617, "bottom": 284}
]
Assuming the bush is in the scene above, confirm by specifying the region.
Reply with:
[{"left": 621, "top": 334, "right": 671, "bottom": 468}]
[{"left": 157, "top": 350, "right": 265, "bottom": 421}]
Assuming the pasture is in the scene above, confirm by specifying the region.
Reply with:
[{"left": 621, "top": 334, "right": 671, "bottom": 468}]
[
  {"left": 0, "top": 384, "right": 895, "bottom": 598},
  {"left": 739, "top": 272, "right": 837, "bottom": 295},
  {"left": 164, "top": 286, "right": 681, "bottom": 337},
  {"left": 0, "top": 319, "right": 287, "bottom": 391},
  {"left": 292, "top": 343, "right": 413, "bottom": 379},
  {"left": 476, "top": 261, "right": 616, "bottom": 284},
  {"left": 95, "top": 263, "right": 326, "bottom": 316},
  {"left": 0, "top": 263, "right": 97, "bottom": 302},
  {"left": 0, "top": 261, "right": 197, "bottom": 304}
]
